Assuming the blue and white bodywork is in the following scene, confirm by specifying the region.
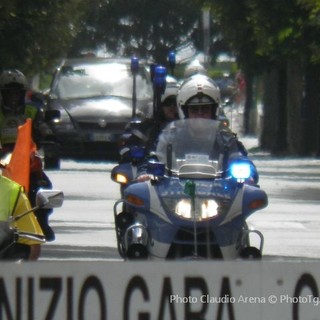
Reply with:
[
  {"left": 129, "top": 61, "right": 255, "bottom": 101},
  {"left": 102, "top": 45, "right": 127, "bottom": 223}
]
[{"left": 113, "top": 119, "right": 268, "bottom": 260}]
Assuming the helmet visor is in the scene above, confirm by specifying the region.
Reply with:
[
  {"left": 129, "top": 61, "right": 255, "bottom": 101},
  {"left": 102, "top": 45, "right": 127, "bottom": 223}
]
[
  {"left": 162, "top": 96, "right": 176, "bottom": 107},
  {"left": 185, "top": 95, "right": 214, "bottom": 106},
  {"left": 188, "top": 105, "right": 213, "bottom": 115}
]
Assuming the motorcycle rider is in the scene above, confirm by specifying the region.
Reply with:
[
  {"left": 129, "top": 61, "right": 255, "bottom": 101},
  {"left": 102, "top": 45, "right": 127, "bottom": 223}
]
[
  {"left": 0, "top": 69, "right": 51, "bottom": 147},
  {"left": 0, "top": 69, "right": 55, "bottom": 241},
  {"left": 118, "top": 76, "right": 179, "bottom": 161},
  {"left": 113, "top": 77, "right": 179, "bottom": 239},
  {"left": 184, "top": 59, "right": 207, "bottom": 79},
  {"left": 0, "top": 174, "right": 45, "bottom": 260},
  {"left": 138, "top": 74, "right": 258, "bottom": 184},
  {"left": 145, "top": 76, "right": 179, "bottom": 150},
  {"left": 158, "top": 76, "right": 179, "bottom": 120}
]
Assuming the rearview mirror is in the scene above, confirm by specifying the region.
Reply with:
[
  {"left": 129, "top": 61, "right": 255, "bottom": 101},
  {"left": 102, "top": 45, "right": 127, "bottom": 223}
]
[{"left": 36, "top": 189, "right": 64, "bottom": 209}]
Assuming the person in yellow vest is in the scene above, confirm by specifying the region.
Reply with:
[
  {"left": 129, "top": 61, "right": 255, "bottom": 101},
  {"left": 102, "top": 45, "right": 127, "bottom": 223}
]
[
  {"left": 0, "top": 69, "right": 55, "bottom": 241},
  {"left": 0, "top": 174, "right": 45, "bottom": 260},
  {"left": 0, "top": 69, "right": 51, "bottom": 147}
]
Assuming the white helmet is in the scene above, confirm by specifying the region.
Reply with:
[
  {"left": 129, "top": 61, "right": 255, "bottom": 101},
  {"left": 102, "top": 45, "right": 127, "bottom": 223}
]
[
  {"left": 0, "top": 69, "right": 27, "bottom": 90},
  {"left": 177, "top": 74, "right": 221, "bottom": 119},
  {"left": 0, "top": 69, "right": 27, "bottom": 113},
  {"left": 161, "top": 75, "right": 179, "bottom": 103},
  {"left": 184, "top": 59, "right": 207, "bottom": 78}
]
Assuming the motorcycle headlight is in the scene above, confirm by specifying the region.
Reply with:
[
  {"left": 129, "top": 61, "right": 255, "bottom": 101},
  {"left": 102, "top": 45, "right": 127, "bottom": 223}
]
[
  {"left": 175, "top": 199, "right": 219, "bottom": 221},
  {"left": 176, "top": 199, "right": 192, "bottom": 219}
]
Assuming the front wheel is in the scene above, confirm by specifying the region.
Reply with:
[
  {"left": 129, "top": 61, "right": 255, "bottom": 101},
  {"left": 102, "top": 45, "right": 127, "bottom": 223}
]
[
  {"left": 240, "top": 247, "right": 262, "bottom": 260},
  {"left": 1, "top": 243, "right": 30, "bottom": 261},
  {"left": 42, "top": 141, "right": 61, "bottom": 170}
]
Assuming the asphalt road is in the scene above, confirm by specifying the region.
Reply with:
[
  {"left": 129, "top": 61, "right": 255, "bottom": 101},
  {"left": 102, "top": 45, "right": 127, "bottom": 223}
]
[
  {"left": 39, "top": 104, "right": 320, "bottom": 262},
  {"left": 39, "top": 150, "right": 320, "bottom": 261}
]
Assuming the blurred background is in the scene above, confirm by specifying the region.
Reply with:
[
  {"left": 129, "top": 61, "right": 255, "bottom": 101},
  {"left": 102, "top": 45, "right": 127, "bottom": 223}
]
[{"left": 1, "top": 0, "right": 320, "bottom": 157}]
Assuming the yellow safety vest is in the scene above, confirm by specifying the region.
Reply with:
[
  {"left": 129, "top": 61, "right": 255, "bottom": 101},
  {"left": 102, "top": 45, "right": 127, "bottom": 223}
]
[
  {"left": 0, "top": 175, "right": 44, "bottom": 245},
  {"left": 0, "top": 104, "right": 38, "bottom": 145},
  {"left": 0, "top": 175, "right": 20, "bottom": 221}
]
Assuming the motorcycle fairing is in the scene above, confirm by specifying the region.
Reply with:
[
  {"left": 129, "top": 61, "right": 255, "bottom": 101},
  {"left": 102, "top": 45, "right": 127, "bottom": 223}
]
[
  {"left": 131, "top": 178, "right": 266, "bottom": 254},
  {"left": 143, "top": 212, "right": 177, "bottom": 244},
  {"left": 242, "top": 184, "right": 268, "bottom": 216},
  {"left": 214, "top": 216, "right": 247, "bottom": 247},
  {"left": 124, "top": 181, "right": 150, "bottom": 209},
  {"left": 154, "top": 176, "right": 236, "bottom": 226},
  {"left": 218, "top": 184, "right": 245, "bottom": 226}
]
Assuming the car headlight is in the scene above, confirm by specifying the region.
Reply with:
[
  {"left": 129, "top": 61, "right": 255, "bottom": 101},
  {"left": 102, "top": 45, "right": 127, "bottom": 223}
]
[
  {"left": 53, "top": 120, "right": 74, "bottom": 131},
  {"left": 175, "top": 199, "right": 219, "bottom": 221}
]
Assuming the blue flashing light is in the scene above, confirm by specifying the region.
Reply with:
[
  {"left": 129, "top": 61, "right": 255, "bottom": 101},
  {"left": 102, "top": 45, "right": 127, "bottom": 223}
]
[
  {"left": 230, "top": 161, "right": 251, "bottom": 180},
  {"left": 154, "top": 66, "right": 167, "bottom": 86},
  {"left": 131, "top": 56, "right": 139, "bottom": 74},
  {"left": 168, "top": 51, "right": 176, "bottom": 66}
]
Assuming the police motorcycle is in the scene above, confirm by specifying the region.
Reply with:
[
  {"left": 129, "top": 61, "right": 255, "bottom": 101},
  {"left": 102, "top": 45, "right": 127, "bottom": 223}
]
[
  {"left": 111, "top": 57, "right": 171, "bottom": 256},
  {"left": 113, "top": 118, "right": 268, "bottom": 260},
  {"left": 0, "top": 183, "right": 63, "bottom": 261},
  {"left": 112, "top": 56, "right": 169, "bottom": 196}
]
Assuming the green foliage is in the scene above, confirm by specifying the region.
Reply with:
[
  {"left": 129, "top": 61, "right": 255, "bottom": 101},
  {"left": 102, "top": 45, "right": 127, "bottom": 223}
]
[
  {"left": 0, "top": 0, "right": 88, "bottom": 76},
  {"left": 72, "top": 0, "right": 203, "bottom": 64},
  {"left": 200, "top": 0, "right": 320, "bottom": 71},
  {"left": 2, "top": 0, "right": 320, "bottom": 90}
]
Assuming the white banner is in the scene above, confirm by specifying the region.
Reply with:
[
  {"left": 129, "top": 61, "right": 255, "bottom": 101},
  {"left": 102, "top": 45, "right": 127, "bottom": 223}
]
[{"left": 0, "top": 261, "right": 319, "bottom": 320}]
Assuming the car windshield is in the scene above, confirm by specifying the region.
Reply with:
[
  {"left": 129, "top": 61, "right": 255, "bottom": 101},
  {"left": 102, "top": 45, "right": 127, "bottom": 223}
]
[{"left": 52, "top": 62, "right": 153, "bottom": 100}]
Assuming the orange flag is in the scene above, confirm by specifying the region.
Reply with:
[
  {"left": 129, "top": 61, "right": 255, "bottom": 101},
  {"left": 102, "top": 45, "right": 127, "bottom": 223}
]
[{"left": 2, "top": 119, "right": 36, "bottom": 193}]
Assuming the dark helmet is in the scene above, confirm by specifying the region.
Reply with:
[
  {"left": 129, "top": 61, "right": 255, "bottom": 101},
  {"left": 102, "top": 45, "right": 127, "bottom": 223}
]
[
  {"left": 0, "top": 69, "right": 27, "bottom": 113},
  {"left": 156, "top": 76, "right": 179, "bottom": 122}
]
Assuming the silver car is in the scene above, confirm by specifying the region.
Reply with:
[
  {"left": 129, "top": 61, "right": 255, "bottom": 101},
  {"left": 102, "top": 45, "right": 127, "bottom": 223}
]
[{"left": 44, "top": 57, "right": 154, "bottom": 166}]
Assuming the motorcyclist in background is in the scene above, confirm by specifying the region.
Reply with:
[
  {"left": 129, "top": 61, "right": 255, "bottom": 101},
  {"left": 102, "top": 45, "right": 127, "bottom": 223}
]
[
  {"left": 0, "top": 69, "right": 55, "bottom": 241},
  {"left": 184, "top": 59, "right": 207, "bottom": 79},
  {"left": 113, "top": 77, "right": 179, "bottom": 235},
  {"left": 138, "top": 74, "right": 258, "bottom": 184},
  {"left": 0, "top": 69, "right": 51, "bottom": 147},
  {"left": 144, "top": 76, "right": 179, "bottom": 150},
  {"left": 118, "top": 76, "right": 179, "bottom": 162}
]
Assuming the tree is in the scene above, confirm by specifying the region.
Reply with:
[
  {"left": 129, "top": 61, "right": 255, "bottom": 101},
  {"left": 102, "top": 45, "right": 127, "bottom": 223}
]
[
  {"left": 199, "top": 0, "right": 270, "bottom": 136},
  {"left": 200, "top": 0, "right": 320, "bottom": 156},
  {"left": 0, "top": 0, "right": 88, "bottom": 76},
  {"left": 70, "top": 0, "right": 203, "bottom": 64}
]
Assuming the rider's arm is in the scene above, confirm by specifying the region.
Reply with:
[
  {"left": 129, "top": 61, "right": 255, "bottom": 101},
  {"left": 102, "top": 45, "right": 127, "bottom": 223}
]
[{"left": 135, "top": 128, "right": 167, "bottom": 182}]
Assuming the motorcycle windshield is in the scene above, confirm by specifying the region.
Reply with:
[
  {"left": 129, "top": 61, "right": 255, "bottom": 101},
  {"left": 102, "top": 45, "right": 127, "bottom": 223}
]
[{"left": 155, "top": 119, "right": 223, "bottom": 178}]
